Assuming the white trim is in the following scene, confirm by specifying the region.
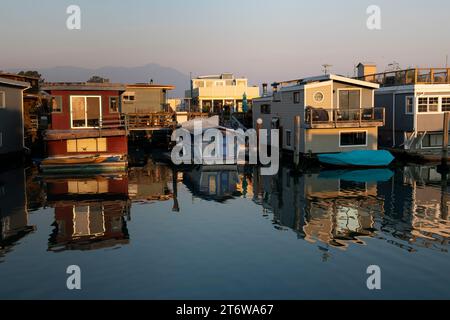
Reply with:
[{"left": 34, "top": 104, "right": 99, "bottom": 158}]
[
  {"left": 0, "top": 91, "right": 5, "bottom": 109},
  {"left": 339, "top": 130, "right": 368, "bottom": 147},
  {"left": 70, "top": 95, "right": 102, "bottom": 129}
]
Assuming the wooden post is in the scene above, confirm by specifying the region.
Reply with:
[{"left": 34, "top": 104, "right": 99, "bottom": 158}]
[
  {"left": 294, "top": 115, "right": 301, "bottom": 167},
  {"left": 443, "top": 112, "right": 449, "bottom": 157}
]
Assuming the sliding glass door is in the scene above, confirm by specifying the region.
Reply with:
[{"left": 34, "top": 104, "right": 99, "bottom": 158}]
[{"left": 339, "top": 90, "right": 361, "bottom": 120}]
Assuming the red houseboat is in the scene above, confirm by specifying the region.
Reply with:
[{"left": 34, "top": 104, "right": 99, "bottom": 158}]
[{"left": 41, "top": 83, "right": 128, "bottom": 174}]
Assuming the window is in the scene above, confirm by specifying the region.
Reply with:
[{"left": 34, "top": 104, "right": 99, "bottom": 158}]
[
  {"left": 422, "top": 133, "right": 450, "bottom": 148},
  {"left": 293, "top": 92, "right": 300, "bottom": 104},
  {"left": 339, "top": 90, "right": 360, "bottom": 111},
  {"left": 405, "top": 96, "right": 414, "bottom": 114},
  {"left": 442, "top": 97, "right": 450, "bottom": 112},
  {"left": 51, "top": 96, "right": 63, "bottom": 113},
  {"left": 71, "top": 96, "right": 102, "bottom": 128},
  {"left": 314, "top": 91, "right": 324, "bottom": 103},
  {"left": 418, "top": 97, "right": 439, "bottom": 113},
  {"left": 0, "top": 91, "right": 5, "bottom": 109},
  {"left": 67, "top": 138, "right": 107, "bottom": 153},
  {"left": 340, "top": 131, "right": 367, "bottom": 147},
  {"left": 261, "top": 104, "right": 271, "bottom": 114},
  {"left": 286, "top": 130, "right": 292, "bottom": 147},
  {"left": 215, "top": 81, "right": 224, "bottom": 87},
  {"left": 123, "top": 94, "right": 135, "bottom": 103},
  {"left": 109, "top": 96, "right": 119, "bottom": 113}
]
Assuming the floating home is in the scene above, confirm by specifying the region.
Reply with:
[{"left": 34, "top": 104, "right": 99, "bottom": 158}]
[
  {"left": 252, "top": 74, "right": 383, "bottom": 156},
  {"left": 41, "top": 83, "right": 128, "bottom": 174},
  {"left": 356, "top": 65, "right": 450, "bottom": 161},
  {"left": 0, "top": 77, "right": 30, "bottom": 163},
  {"left": 121, "top": 83, "right": 175, "bottom": 114}
]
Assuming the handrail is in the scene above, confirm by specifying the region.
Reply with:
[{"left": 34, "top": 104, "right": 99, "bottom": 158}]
[{"left": 355, "top": 68, "right": 450, "bottom": 86}]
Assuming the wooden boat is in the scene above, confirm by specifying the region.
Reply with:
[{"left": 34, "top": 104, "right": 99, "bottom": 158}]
[
  {"left": 41, "top": 156, "right": 106, "bottom": 166},
  {"left": 317, "top": 150, "right": 394, "bottom": 168}
]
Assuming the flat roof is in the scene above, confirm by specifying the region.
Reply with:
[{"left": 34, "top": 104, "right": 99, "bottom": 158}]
[
  {"left": 0, "top": 76, "right": 31, "bottom": 88},
  {"left": 126, "top": 83, "right": 175, "bottom": 90},
  {"left": 42, "top": 82, "right": 127, "bottom": 91}
]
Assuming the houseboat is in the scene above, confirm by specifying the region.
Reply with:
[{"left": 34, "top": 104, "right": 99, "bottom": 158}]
[
  {"left": 356, "top": 64, "right": 450, "bottom": 162},
  {"left": 252, "top": 74, "right": 391, "bottom": 167},
  {"left": 0, "top": 77, "right": 30, "bottom": 163},
  {"left": 40, "top": 83, "right": 128, "bottom": 174}
]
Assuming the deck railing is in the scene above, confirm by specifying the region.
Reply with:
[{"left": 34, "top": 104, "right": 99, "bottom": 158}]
[
  {"left": 124, "top": 112, "right": 177, "bottom": 130},
  {"left": 304, "top": 107, "right": 385, "bottom": 128},
  {"left": 355, "top": 68, "right": 450, "bottom": 87}
]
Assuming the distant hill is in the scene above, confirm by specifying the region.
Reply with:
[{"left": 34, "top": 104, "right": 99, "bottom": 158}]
[{"left": 6, "top": 63, "right": 189, "bottom": 97}]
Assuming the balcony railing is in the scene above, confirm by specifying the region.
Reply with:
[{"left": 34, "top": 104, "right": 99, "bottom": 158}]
[
  {"left": 304, "top": 107, "right": 385, "bottom": 128},
  {"left": 355, "top": 68, "right": 450, "bottom": 87}
]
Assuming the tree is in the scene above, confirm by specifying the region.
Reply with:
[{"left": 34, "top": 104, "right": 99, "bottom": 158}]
[
  {"left": 87, "top": 75, "right": 110, "bottom": 83},
  {"left": 18, "top": 70, "right": 44, "bottom": 83}
]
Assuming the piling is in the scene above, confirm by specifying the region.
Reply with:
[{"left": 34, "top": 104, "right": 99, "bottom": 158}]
[{"left": 294, "top": 116, "right": 301, "bottom": 168}]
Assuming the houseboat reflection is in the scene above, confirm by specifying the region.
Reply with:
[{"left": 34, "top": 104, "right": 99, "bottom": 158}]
[
  {"left": 45, "top": 175, "right": 131, "bottom": 252},
  {"left": 183, "top": 166, "right": 242, "bottom": 202},
  {"left": 0, "top": 168, "right": 35, "bottom": 261}
]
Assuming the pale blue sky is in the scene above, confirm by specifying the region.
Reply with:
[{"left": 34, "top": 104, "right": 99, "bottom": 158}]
[{"left": 1, "top": 0, "right": 450, "bottom": 84}]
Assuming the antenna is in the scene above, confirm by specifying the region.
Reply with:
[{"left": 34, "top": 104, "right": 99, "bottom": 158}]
[{"left": 322, "top": 64, "right": 333, "bottom": 75}]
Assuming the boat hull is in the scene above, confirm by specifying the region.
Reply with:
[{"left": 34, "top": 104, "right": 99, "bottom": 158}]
[
  {"left": 40, "top": 161, "right": 128, "bottom": 174},
  {"left": 317, "top": 150, "right": 394, "bottom": 168}
]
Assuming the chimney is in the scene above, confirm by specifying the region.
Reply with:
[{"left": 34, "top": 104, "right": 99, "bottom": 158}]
[
  {"left": 357, "top": 63, "right": 377, "bottom": 81},
  {"left": 262, "top": 83, "right": 268, "bottom": 96}
]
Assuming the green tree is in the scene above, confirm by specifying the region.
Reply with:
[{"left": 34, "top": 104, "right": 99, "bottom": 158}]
[{"left": 87, "top": 75, "right": 110, "bottom": 83}]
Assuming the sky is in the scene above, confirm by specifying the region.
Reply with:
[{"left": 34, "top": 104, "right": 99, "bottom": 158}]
[{"left": 1, "top": 0, "right": 450, "bottom": 85}]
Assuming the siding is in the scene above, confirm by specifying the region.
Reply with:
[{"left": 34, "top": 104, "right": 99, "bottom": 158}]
[{"left": 0, "top": 85, "right": 24, "bottom": 155}]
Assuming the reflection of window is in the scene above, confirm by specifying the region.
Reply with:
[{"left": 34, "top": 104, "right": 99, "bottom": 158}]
[
  {"left": 51, "top": 96, "right": 63, "bottom": 113},
  {"left": 109, "top": 96, "right": 119, "bottom": 113},
  {"left": 208, "top": 175, "right": 217, "bottom": 195},
  {"left": 340, "top": 131, "right": 367, "bottom": 147},
  {"left": 0, "top": 91, "right": 5, "bottom": 109},
  {"left": 71, "top": 96, "right": 101, "bottom": 128},
  {"left": 405, "top": 97, "right": 414, "bottom": 114}
]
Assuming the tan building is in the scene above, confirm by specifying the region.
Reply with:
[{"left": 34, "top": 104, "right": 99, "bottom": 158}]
[
  {"left": 185, "top": 73, "right": 260, "bottom": 113},
  {"left": 121, "top": 83, "right": 175, "bottom": 114},
  {"left": 252, "top": 74, "right": 383, "bottom": 154}
]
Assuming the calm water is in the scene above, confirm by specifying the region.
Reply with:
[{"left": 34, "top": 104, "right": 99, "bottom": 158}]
[{"left": 0, "top": 157, "right": 449, "bottom": 299}]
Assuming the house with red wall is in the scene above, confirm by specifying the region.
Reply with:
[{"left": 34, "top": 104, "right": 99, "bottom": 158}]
[{"left": 40, "top": 83, "right": 129, "bottom": 174}]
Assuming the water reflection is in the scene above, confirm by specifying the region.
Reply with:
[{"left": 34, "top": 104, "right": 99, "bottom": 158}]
[
  {"left": 44, "top": 175, "right": 131, "bottom": 252},
  {"left": 0, "top": 169, "right": 35, "bottom": 261},
  {"left": 0, "top": 159, "right": 448, "bottom": 260}
]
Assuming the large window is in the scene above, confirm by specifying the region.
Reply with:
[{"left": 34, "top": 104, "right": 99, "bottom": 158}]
[
  {"left": 422, "top": 133, "right": 450, "bottom": 148},
  {"left": 123, "top": 93, "right": 135, "bottom": 103},
  {"left": 340, "top": 131, "right": 367, "bottom": 147},
  {"left": 0, "top": 91, "right": 5, "bottom": 109},
  {"left": 71, "top": 96, "right": 102, "bottom": 128},
  {"left": 418, "top": 97, "right": 439, "bottom": 113},
  {"left": 339, "top": 90, "right": 361, "bottom": 112}
]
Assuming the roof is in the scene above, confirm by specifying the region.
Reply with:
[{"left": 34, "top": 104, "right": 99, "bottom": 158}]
[
  {"left": 126, "top": 83, "right": 175, "bottom": 90},
  {"left": 357, "top": 62, "right": 377, "bottom": 67},
  {"left": 0, "top": 76, "right": 31, "bottom": 88},
  {"left": 0, "top": 72, "right": 40, "bottom": 81},
  {"left": 275, "top": 74, "right": 380, "bottom": 90},
  {"left": 42, "top": 82, "right": 127, "bottom": 91}
]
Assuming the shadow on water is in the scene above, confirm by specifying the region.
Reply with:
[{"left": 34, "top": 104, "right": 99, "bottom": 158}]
[{"left": 0, "top": 156, "right": 449, "bottom": 261}]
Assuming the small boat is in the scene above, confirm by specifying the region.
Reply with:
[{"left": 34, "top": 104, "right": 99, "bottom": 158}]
[
  {"left": 317, "top": 150, "right": 394, "bottom": 168},
  {"left": 41, "top": 156, "right": 106, "bottom": 165}
]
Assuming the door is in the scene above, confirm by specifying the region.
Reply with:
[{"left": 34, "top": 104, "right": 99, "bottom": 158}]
[{"left": 339, "top": 90, "right": 361, "bottom": 120}]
